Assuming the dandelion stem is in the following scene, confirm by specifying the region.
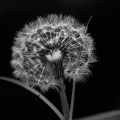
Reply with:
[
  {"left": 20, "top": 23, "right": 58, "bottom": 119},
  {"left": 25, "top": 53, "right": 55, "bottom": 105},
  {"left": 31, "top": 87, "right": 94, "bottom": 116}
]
[
  {"left": 69, "top": 80, "right": 76, "bottom": 120},
  {"left": 0, "top": 76, "right": 65, "bottom": 120},
  {"left": 59, "top": 82, "right": 69, "bottom": 120}
]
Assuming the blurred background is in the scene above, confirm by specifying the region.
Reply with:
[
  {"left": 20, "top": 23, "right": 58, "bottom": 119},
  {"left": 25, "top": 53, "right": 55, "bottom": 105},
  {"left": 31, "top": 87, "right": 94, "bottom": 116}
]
[{"left": 0, "top": 0, "right": 120, "bottom": 120}]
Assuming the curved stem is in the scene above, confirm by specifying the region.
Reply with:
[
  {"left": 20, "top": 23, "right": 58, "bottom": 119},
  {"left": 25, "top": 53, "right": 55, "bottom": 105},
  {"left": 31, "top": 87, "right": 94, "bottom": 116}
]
[
  {"left": 0, "top": 76, "right": 65, "bottom": 120},
  {"left": 69, "top": 81, "right": 76, "bottom": 120}
]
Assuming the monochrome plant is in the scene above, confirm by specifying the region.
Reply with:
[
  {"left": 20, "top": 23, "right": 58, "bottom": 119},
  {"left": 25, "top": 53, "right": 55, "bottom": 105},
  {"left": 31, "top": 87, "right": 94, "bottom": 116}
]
[{"left": 3, "top": 14, "right": 97, "bottom": 120}]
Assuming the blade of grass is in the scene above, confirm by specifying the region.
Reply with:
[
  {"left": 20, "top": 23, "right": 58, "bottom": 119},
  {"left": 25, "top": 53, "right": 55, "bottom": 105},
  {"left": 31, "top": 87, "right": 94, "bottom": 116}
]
[{"left": 0, "top": 76, "right": 65, "bottom": 120}]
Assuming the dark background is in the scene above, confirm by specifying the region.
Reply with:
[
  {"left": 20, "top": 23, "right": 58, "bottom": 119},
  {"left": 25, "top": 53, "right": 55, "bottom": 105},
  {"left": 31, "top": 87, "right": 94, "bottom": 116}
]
[{"left": 0, "top": 0, "right": 120, "bottom": 120}]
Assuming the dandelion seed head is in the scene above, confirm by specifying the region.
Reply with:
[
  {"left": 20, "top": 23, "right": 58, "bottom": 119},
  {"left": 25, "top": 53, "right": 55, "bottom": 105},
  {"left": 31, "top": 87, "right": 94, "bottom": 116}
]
[{"left": 11, "top": 14, "right": 97, "bottom": 92}]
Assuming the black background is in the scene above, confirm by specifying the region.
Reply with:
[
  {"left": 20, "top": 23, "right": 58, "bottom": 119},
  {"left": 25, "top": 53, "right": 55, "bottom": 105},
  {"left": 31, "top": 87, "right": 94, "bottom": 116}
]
[{"left": 0, "top": 0, "right": 120, "bottom": 120}]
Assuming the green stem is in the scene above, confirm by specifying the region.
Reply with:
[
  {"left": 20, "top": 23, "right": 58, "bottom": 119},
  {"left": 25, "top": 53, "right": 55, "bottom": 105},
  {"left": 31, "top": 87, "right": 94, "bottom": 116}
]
[{"left": 59, "top": 82, "right": 69, "bottom": 120}]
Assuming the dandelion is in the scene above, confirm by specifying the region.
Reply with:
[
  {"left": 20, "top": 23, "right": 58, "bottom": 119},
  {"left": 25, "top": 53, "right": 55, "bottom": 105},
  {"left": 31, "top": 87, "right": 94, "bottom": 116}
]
[
  {"left": 10, "top": 14, "right": 97, "bottom": 120},
  {"left": 11, "top": 14, "right": 96, "bottom": 88}
]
